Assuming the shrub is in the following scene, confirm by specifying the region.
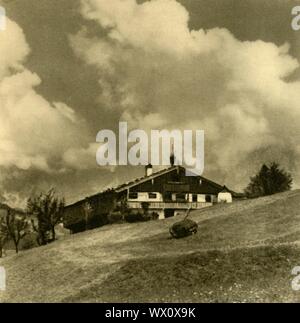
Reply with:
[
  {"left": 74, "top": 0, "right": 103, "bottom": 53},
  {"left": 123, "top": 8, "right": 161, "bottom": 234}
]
[
  {"left": 124, "top": 212, "right": 150, "bottom": 223},
  {"left": 87, "top": 213, "right": 109, "bottom": 230},
  {"left": 21, "top": 233, "right": 39, "bottom": 250},
  {"left": 150, "top": 212, "right": 159, "bottom": 220},
  {"left": 169, "top": 219, "right": 198, "bottom": 239},
  {"left": 108, "top": 211, "right": 124, "bottom": 224}
]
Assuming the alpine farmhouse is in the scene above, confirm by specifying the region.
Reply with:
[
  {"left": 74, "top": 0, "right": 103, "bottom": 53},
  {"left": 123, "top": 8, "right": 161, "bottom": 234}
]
[{"left": 63, "top": 159, "right": 239, "bottom": 233}]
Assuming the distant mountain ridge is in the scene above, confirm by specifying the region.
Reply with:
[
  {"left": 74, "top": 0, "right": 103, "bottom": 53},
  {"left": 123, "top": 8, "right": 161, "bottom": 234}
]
[{"left": 0, "top": 202, "right": 25, "bottom": 214}]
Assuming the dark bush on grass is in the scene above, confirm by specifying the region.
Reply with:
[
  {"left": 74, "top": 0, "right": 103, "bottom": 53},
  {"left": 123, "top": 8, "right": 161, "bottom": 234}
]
[
  {"left": 21, "top": 233, "right": 39, "bottom": 250},
  {"left": 108, "top": 211, "right": 124, "bottom": 224},
  {"left": 169, "top": 219, "right": 198, "bottom": 239},
  {"left": 150, "top": 212, "right": 159, "bottom": 220},
  {"left": 125, "top": 212, "right": 151, "bottom": 223}
]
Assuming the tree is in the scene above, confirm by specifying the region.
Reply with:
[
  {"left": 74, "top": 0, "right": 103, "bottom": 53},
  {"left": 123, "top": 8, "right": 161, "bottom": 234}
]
[
  {"left": 0, "top": 223, "right": 8, "bottom": 258},
  {"left": 0, "top": 210, "right": 30, "bottom": 254},
  {"left": 141, "top": 202, "right": 150, "bottom": 216},
  {"left": 27, "top": 189, "right": 65, "bottom": 245},
  {"left": 245, "top": 162, "right": 293, "bottom": 198},
  {"left": 83, "top": 200, "right": 93, "bottom": 231}
]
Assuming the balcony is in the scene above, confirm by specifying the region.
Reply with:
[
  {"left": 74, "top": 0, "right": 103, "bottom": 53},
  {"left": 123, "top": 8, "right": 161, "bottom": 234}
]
[{"left": 127, "top": 201, "right": 212, "bottom": 210}]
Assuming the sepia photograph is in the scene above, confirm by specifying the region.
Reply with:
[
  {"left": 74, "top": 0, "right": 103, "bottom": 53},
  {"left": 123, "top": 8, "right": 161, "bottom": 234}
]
[{"left": 0, "top": 0, "right": 300, "bottom": 307}]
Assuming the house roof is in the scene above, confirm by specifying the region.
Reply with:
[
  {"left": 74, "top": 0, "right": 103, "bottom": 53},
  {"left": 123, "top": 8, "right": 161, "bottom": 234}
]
[
  {"left": 65, "top": 167, "right": 176, "bottom": 208},
  {"left": 114, "top": 166, "right": 178, "bottom": 193},
  {"left": 113, "top": 165, "right": 241, "bottom": 196},
  {"left": 66, "top": 165, "right": 240, "bottom": 208}
]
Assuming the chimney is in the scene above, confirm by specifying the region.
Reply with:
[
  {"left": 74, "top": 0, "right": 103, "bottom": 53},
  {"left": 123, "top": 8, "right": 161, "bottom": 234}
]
[
  {"left": 145, "top": 164, "right": 153, "bottom": 176},
  {"left": 170, "top": 144, "right": 175, "bottom": 166}
]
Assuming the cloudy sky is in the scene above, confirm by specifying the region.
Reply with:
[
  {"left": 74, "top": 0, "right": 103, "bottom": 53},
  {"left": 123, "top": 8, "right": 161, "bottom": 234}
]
[{"left": 0, "top": 0, "right": 300, "bottom": 207}]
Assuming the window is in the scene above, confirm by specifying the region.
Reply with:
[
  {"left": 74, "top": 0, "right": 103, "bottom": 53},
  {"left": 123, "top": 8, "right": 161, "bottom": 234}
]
[
  {"left": 199, "top": 179, "right": 202, "bottom": 185},
  {"left": 164, "top": 192, "right": 172, "bottom": 201},
  {"left": 129, "top": 192, "right": 138, "bottom": 199},
  {"left": 148, "top": 193, "right": 157, "bottom": 199},
  {"left": 171, "top": 172, "right": 180, "bottom": 182},
  {"left": 176, "top": 193, "right": 187, "bottom": 202},
  {"left": 205, "top": 195, "right": 212, "bottom": 203},
  {"left": 192, "top": 194, "right": 198, "bottom": 202}
]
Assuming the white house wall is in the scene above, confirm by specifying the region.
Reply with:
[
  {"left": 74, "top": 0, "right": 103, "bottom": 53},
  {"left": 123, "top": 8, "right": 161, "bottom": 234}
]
[
  {"left": 128, "top": 192, "right": 163, "bottom": 202},
  {"left": 197, "top": 194, "right": 207, "bottom": 203},
  {"left": 128, "top": 192, "right": 219, "bottom": 203},
  {"left": 187, "top": 194, "right": 215, "bottom": 203},
  {"left": 217, "top": 192, "right": 233, "bottom": 203}
]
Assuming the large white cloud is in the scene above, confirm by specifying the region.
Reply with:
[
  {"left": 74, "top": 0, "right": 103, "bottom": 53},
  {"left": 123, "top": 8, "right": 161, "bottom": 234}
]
[
  {"left": 0, "top": 18, "right": 29, "bottom": 78},
  {"left": 71, "top": 0, "right": 300, "bottom": 189},
  {"left": 0, "top": 19, "right": 93, "bottom": 173}
]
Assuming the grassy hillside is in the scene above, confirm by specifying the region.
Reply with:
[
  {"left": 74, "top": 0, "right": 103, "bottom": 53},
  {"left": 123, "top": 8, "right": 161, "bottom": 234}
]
[{"left": 1, "top": 190, "right": 300, "bottom": 303}]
